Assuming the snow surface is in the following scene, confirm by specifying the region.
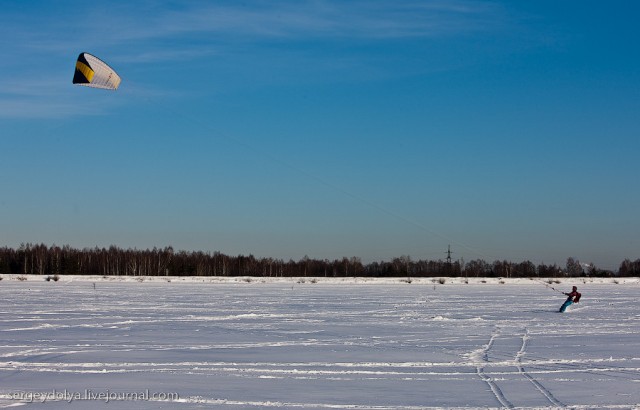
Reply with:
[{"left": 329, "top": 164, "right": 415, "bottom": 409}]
[{"left": 1, "top": 275, "right": 639, "bottom": 409}]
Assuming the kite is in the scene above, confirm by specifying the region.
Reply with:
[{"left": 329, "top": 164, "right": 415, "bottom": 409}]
[{"left": 73, "top": 52, "right": 121, "bottom": 90}]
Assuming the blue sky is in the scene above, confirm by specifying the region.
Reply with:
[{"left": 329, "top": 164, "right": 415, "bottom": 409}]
[{"left": 1, "top": 1, "right": 638, "bottom": 270}]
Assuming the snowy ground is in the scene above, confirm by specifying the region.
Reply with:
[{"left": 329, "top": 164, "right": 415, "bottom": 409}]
[{"left": 1, "top": 276, "right": 639, "bottom": 409}]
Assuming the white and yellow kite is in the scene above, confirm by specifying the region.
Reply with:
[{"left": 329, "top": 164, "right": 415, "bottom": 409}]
[{"left": 73, "top": 52, "right": 121, "bottom": 90}]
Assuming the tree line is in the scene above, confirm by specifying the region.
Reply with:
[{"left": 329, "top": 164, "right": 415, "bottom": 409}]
[{"left": 0, "top": 243, "right": 637, "bottom": 278}]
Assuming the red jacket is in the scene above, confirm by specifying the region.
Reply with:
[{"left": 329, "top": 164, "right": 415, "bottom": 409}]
[{"left": 564, "top": 290, "right": 581, "bottom": 302}]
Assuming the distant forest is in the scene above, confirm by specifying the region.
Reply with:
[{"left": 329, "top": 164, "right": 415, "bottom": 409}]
[{"left": 1, "top": 244, "right": 639, "bottom": 278}]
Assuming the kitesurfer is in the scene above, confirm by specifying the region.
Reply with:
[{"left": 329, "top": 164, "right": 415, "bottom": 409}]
[{"left": 559, "top": 286, "right": 581, "bottom": 312}]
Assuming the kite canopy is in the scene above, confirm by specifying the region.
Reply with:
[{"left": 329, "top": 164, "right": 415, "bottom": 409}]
[{"left": 73, "top": 52, "right": 121, "bottom": 90}]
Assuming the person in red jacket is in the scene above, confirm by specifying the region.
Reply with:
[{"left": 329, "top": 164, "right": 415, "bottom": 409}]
[{"left": 559, "top": 286, "right": 581, "bottom": 312}]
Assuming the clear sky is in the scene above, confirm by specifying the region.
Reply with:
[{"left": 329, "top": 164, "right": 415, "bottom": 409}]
[{"left": 1, "top": 1, "right": 639, "bottom": 270}]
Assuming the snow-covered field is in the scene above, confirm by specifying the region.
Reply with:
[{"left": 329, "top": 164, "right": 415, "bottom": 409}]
[{"left": 1, "top": 276, "right": 639, "bottom": 409}]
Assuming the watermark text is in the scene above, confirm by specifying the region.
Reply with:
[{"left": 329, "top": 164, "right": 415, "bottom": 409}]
[{"left": 11, "top": 389, "right": 179, "bottom": 404}]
